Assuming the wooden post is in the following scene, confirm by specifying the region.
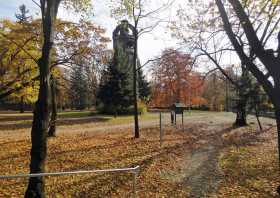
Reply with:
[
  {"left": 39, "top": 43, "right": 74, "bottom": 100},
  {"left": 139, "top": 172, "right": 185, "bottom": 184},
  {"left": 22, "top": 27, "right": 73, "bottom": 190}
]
[
  {"left": 182, "top": 111, "right": 184, "bottom": 132},
  {"left": 160, "top": 112, "right": 163, "bottom": 147},
  {"left": 171, "top": 111, "right": 174, "bottom": 125},
  {"left": 133, "top": 169, "right": 138, "bottom": 198}
]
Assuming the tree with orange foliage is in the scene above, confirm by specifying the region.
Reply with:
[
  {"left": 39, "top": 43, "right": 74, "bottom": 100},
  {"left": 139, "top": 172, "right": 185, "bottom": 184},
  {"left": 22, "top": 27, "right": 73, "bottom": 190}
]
[{"left": 150, "top": 48, "right": 205, "bottom": 108}]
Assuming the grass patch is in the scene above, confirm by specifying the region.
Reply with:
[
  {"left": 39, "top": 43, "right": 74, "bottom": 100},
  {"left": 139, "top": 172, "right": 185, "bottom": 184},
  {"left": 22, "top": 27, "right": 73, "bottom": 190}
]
[
  {"left": 107, "top": 113, "right": 158, "bottom": 124},
  {"left": 0, "top": 112, "right": 159, "bottom": 131},
  {"left": 58, "top": 111, "right": 94, "bottom": 118}
]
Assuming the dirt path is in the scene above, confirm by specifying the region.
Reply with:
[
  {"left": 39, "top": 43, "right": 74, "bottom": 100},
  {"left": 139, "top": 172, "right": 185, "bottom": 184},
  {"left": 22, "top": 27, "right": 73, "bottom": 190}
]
[
  {"left": 182, "top": 125, "right": 227, "bottom": 197},
  {"left": 184, "top": 146, "right": 222, "bottom": 197},
  {"left": 180, "top": 115, "right": 275, "bottom": 197}
]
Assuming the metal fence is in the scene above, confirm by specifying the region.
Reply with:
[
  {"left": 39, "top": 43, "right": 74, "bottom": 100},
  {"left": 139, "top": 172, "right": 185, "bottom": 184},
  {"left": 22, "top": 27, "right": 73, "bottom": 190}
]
[{"left": 0, "top": 166, "right": 140, "bottom": 197}]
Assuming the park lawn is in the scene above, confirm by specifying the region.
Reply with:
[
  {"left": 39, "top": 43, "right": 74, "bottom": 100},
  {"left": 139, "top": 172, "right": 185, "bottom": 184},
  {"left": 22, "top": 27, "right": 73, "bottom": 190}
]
[
  {"left": 212, "top": 125, "right": 280, "bottom": 198},
  {"left": 0, "top": 125, "right": 192, "bottom": 197},
  {"left": 107, "top": 113, "right": 158, "bottom": 124},
  {"left": 0, "top": 111, "right": 158, "bottom": 126},
  {"left": 1, "top": 111, "right": 279, "bottom": 197},
  {"left": 60, "top": 111, "right": 159, "bottom": 123},
  {"left": 58, "top": 111, "right": 94, "bottom": 118},
  {"left": 0, "top": 110, "right": 158, "bottom": 119},
  {"left": 0, "top": 111, "right": 94, "bottom": 121}
]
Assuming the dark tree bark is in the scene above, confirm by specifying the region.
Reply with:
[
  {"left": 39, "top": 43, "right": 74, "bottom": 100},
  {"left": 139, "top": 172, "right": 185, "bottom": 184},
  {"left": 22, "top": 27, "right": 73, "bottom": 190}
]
[
  {"left": 234, "top": 67, "right": 251, "bottom": 127},
  {"left": 25, "top": 1, "right": 60, "bottom": 197},
  {"left": 20, "top": 96, "right": 25, "bottom": 113},
  {"left": 133, "top": 36, "right": 139, "bottom": 138},
  {"left": 130, "top": 23, "right": 139, "bottom": 138},
  {"left": 276, "top": 108, "right": 280, "bottom": 145},
  {"left": 24, "top": 58, "right": 51, "bottom": 198},
  {"left": 255, "top": 104, "right": 263, "bottom": 131},
  {"left": 48, "top": 76, "right": 57, "bottom": 137},
  {"left": 234, "top": 97, "right": 247, "bottom": 127}
]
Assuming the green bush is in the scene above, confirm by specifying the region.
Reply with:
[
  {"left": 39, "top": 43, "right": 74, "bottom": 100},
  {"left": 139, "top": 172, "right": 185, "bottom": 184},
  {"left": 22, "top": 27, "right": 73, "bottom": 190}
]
[
  {"left": 137, "top": 101, "right": 147, "bottom": 115},
  {"left": 97, "top": 101, "right": 147, "bottom": 115}
]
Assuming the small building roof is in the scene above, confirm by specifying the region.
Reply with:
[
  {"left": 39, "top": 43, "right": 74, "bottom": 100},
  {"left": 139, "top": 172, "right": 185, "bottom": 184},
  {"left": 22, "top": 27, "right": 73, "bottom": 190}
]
[{"left": 171, "top": 103, "right": 186, "bottom": 108}]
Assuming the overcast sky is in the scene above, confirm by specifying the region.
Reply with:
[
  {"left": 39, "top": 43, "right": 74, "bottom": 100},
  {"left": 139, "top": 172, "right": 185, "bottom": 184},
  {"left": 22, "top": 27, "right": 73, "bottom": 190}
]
[{"left": 0, "top": 0, "right": 181, "bottom": 68}]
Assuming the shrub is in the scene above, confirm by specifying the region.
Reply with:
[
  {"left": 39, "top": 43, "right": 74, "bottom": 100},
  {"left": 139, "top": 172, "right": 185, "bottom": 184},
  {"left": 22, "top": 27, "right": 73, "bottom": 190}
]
[{"left": 97, "top": 100, "right": 147, "bottom": 115}]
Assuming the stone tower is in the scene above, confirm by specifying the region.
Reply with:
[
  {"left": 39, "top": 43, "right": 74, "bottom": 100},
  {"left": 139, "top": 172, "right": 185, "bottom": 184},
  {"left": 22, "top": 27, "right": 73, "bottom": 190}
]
[{"left": 112, "top": 20, "right": 136, "bottom": 92}]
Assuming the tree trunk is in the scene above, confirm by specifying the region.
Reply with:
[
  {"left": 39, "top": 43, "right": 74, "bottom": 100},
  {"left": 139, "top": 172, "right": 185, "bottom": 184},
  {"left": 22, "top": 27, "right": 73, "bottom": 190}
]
[
  {"left": 254, "top": 105, "right": 263, "bottom": 131},
  {"left": 225, "top": 79, "right": 229, "bottom": 112},
  {"left": 276, "top": 107, "right": 280, "bottom": 195},
  {"left": 25, "top": 1, "right": 60, "bottom": 197},
  {"left": 234, "top": 97, "right": 247, "bottom": 127},
  {"left": 133, "top": 33, "right": 139, "bottom": 138},
  {"left": 275, "top": 108, "right": 280, "bottom": 166},
  {"left": 20, "top": 96, "right": 24, "bottom": 113},
  {"left": 48, "top": 77, "right": 57, "bottom": 137},
  {"left": 24, "top": 58, "right": 51, "bottom": 198}
]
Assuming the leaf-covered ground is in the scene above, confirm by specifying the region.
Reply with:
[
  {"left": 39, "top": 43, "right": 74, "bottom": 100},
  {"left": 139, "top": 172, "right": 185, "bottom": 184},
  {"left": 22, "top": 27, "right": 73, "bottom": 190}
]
[
  {"left": 214, "top": 125, "right": 280, "bottom": 198},
  {"left": 0, "top": 125, "right": 192, "bottom": 197},
  {"left": 0, "top": 111, "right": 279, "bottom": 197}
]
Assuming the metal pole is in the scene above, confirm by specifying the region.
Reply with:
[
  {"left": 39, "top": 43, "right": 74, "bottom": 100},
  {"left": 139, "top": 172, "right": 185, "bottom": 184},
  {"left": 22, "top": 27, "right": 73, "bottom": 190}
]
[
  {"left": 0, "top": 166, "right": 140, "bottom": 197},
  {"left": 0, "top": 166, "right": 140, "bottom": 179},
  {"left": 132, "top": 172, "right": 135, "bottom": 198},
  {"left": 133, "top": 166, "right": 139, "bottom": 198},
  {"left": 160, "top": 112, "right": 162, "bottom": 147}
]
